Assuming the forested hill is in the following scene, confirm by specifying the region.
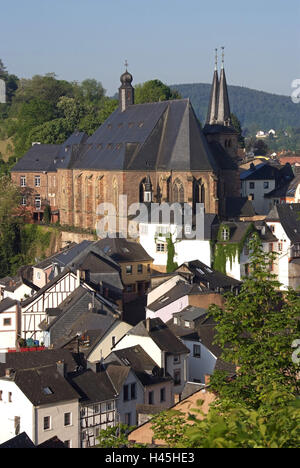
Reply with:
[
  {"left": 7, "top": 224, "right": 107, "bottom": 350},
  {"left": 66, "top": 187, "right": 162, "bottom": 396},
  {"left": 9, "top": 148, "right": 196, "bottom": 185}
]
[{"left": 170, "top": 83, "right": 300, "bottom": 133}]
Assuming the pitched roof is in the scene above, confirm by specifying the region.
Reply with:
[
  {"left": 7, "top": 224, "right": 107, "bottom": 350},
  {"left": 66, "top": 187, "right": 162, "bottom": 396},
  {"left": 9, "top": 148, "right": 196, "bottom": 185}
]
[
  {"left": 177, "top": 260, "right": 241, "bottom": 290},
  {"left": 94, "top": 237, "right": 153, "bottom": 263},
  {"left": 127, "top": 318, "right": 189, "bottom": 355},
  {"left": 147, "top": 280, "right": 211, "bottom": 312},
  {"left": 274, "top": 203, "right": 300, "bottom": 242},
  {"left": 265, "top": 175, "right": 300, "bottom": 199},
  {"left": 0, "top": 297, "right": 17, "bottom": 313},
  {"left": 0, "top": 432, "right": 36, "bottom": 449},
  {"left": 71, "top": 99, "right": 219, "bottom": 172},
  {"left": 0, "top": 349, "right": 79, "bottom": 376},
  {"left": 225, "top": 197, "right": 256, "bottom": 219},
  {"left": 1, "top": 365, "right": 79, "bottom": 406},
  {"left": 68, "top": 368, "right": 117, "bottom": 404}
]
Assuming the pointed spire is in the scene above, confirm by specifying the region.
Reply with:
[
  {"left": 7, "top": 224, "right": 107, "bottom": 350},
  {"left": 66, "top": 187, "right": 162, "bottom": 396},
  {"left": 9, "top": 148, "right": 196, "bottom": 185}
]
[
  {"left": 206, "top": 48, "right": 219, "bottom": 125},
  {"left": 216, "top": 47, "right": 231, "bottom": 126}
]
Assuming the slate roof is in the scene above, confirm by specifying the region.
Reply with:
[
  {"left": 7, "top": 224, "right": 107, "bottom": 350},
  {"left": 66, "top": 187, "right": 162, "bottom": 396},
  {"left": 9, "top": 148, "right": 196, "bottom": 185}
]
[
  {"left": 105, "top": 364, "right": 131, "bottom": 393},
  {"left": 0, "top": 297, "right": 17, "bottom": 313},
  {"left": 271, "top": 203, "right": 300, "bottom": 243},
  {"left": 43, "top": 286, "right": 118, "bottom": 347},
  {"left": 34, "top": 241, "right": 91, "bottom": 270},
  {"left": 94, "top": 237, "right": 153, "bottom": 263},
  {"left": 177, "top": 260, "right": 241, "bottom": 290},
  {"left": 225, "top": 197, "right": 256, "bottom": 219},
  {"left": 0, "top": 349, "right": 80, "bottom": 376},
  {"left": 105, "top": 345, "right": 172, "bottom": 386},
  {"left": 147, "top": 280, "right": 211, "bottom": 312},
  {"left": 68, "top": 368, "right": 117, "bottom": 404},
  {"left": 127, "top": 318, "right": 189, "bottom": 355},
  {"left": 72, "top": 99, "right": 219, "bottom": 172},
  {"left": 11, "top": 144, "right": 61, "bottom": 172},
  {"left": 173, "top": 305, "right": 208, "bottom": 322},
  {"left": 0, "top": 432, "right": 36, "bottom": 449},
  {"left": 240, "top": 162, "right": 294, "bottom": 183},
  {"left": 265, "top": 175, "right": 300, "bottom": 199}
]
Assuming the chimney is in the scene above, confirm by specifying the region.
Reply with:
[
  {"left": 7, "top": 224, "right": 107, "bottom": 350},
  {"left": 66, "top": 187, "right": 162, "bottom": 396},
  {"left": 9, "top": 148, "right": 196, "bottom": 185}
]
[
  {"left": 204, "top": 374, "right": 211, "bottom": 386},
  {"left": 5, "top": 368, "right": 15, "bottom": 379},
  {"left": 56, "top": 360, "right": 67, "bottom": 378},
  {"left": 145, "top": 317, "right": 151, "bottom": 332}
]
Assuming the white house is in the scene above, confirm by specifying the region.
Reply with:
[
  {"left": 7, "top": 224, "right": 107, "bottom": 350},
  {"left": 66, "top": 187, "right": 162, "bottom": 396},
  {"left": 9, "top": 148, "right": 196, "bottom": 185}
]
[{"left": 112, "top": 318, "right": 189, "bottom": 399}]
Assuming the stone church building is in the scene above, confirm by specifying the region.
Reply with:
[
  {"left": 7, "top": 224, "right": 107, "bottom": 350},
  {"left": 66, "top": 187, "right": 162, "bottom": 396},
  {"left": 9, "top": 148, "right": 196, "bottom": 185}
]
[{"left": 11, "top": 60, "right": 241, "bottom": 230}]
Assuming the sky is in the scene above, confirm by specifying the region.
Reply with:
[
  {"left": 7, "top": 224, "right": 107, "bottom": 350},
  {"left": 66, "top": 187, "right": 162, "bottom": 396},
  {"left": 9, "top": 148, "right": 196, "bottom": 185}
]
[{"left": 1, "top": 0, "right": 300, "bottom": 97}]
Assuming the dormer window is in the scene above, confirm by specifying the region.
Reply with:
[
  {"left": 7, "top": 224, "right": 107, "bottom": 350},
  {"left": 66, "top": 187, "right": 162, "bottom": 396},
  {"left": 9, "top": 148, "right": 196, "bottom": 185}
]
[{"left": 221, "top": 227, "right": 230, "bottom": 241}]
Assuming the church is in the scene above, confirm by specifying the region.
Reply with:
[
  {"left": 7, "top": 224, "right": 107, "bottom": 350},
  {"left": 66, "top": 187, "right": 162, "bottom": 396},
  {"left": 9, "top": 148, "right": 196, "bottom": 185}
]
[{"left": 11, "top": 55, "right": 241, "bottom": 229}]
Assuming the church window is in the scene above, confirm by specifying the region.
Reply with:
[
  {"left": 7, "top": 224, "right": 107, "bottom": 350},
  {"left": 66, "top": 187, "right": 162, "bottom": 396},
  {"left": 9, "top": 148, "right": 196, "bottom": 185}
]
[{"left": 173, "top": 179, "right": 184, "bottom": 203}]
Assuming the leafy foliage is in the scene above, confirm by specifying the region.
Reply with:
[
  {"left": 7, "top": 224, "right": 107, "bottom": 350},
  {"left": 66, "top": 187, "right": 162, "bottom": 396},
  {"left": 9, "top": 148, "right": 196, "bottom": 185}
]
[{"left": 135, "top": 80, "right": 181, "bottom": 104}]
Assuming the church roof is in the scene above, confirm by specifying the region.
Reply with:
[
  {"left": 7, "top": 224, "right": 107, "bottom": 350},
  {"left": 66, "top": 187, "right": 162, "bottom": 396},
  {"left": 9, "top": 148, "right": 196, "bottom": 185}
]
[{"left": 69, "top": 99, "right": 219, "bottom": 172}]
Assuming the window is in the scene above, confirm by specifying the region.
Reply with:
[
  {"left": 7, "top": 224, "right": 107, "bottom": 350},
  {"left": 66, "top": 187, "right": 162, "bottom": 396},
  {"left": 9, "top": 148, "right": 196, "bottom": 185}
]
[
  {"left": 43, "top": 416, "right": 51, "bottom": 431},
  {"left": 8, "top": 392, "right": 12, "bottom": 402},
  {"left": 126, "top": 265, "right": 132, "bottom": 275},
  {"left": 160, "top": 388, "right": 166, "bottom": 402},
  {"left": 173, "top": 317, "right": 178, "bottom": 325},
  {"left": 184, "top": 321, "right": 191, "bottom": 328},
  {"left": 137, "top": 264, "right": 143, "bottom": 274},
  {"left": 173, "top": 355, "right": 181, "bottom": 364},
  {"left": 148, "top": 391, "right": 154, "bottom": 405},
  {"left": 112, "top": 336, "right": 116, "bottom": 348},
  {"left": 64, "top": 412, "right": 71, "bottom": 426},
  {"left": 264, "top": 181, "right": 269, "bottom": 190},
  {"left": 125, "top": 413, "right": 131, "bottom": 426},
  {"left": 64, "top": 440, "right": 71, "bottom": 448},
  {"left": 193, "top": 344, "right": 201, "bottom": 358},
  {"left": 249, "top": 182, "right": 255, "bottom": 189},
  {"left": 174, "top": 370, "right": 181, "bottom": 386},
  {"left": 131, "top": 383, "right": 137, "bottom": 400},
  {"left": 21, "top": 196, "right": 27, "bottom": 206},
  {"left": 20, "top": 176, "right": 26, "bottom": 187},
  {"left": 36, "top": 271, "right": 41, "bottom": 280},
  {"left": 0, "top": 391, "right": 2, "bottom": 401},
  {"left": 35, "top": 176, "right": 41, "bottom": 187},
  {"left": 94, "top": 405, "right": 99, "bottom": 414},
  {"left": 35, "top": 195, "right": 41, "bottom": 209},
  {"left": 221, "top": 227, "right": 230, "bottom": 241},
  {"left": 123, "top": 385, "right": 129, "bottom": 402},
  {"left": 3, "top": 318, "right": 11, "bottom": 326},
  {"left": 156, "top": 242, "right": 167, "bottom": 253}
]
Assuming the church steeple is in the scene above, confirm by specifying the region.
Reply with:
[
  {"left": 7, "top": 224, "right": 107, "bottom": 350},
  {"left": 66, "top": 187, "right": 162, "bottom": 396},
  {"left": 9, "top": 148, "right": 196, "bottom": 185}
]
[
  {"left": 119, "top": 60, "right": 134, "bottom": 112},
  {"left": 216, "top": 47, "right": 231, "bottom": 126},
  {"left": 206, "top": 49, "right": 219, "bottom": 125}
]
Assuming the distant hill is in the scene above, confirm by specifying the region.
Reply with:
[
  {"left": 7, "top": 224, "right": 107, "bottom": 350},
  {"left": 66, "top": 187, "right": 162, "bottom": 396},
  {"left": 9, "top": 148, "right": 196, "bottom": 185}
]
[{"left": 170, "top": 83, "right": 300, "bottom": 133}]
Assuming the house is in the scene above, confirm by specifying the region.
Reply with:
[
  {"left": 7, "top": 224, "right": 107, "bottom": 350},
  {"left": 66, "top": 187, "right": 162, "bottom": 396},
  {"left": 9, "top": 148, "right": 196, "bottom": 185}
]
[
  {"left": 146, "top": 278, "right": 224, "bottom": 324},
  {"left": 39, "top": 285, "right": 121, "bottom": 349},
  {"left": 128, "top": 387, "right": 217, "bottom": 446},
  {"left": 0, "top": 350, "right": 81, "bottom": 447},
  {"left": 32, "top": 241, "right": 92, "bottom": 288},
  {"left": 264, "top": 175, "right": 300, "bottom": 207},
  {"left": 94, "top": 237, "right": 153, "bottom": 303},
  {"left": 0, "top": 349, "right": 121, "bottom": 448},
  {"left": 212, "top": 220, "right": 278, "bottom": 280},
  {"left": 266, "top": 203, "right": 300, "bottom": 289},
  {"left": 67, "top": 366, "right": 117, "bottom": 448},
  {"left": 111, "top": 317, "right": 189, "bottom": 399},
  {"left": 240, "top": 162, "right": 294, "bottom": 214},
  {"left": 0, "top": 275, "right": 39, "bottom": 302},
  {"left": 0, "top": 298, "right": 19, "bottom": 352},
  {"left": 104, "top": 345, "right": 174, "bottom": 426},
  {"left": 137, "top": 204, "right": 219, "bottom": 270}
]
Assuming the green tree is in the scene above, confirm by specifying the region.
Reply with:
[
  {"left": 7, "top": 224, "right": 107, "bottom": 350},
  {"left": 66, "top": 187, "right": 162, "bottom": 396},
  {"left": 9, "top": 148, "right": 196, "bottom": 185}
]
[
  {"left": 231, "top": 113, "right": 245, "bottom": 148},
  {"left": 96, "top": 424, "right": 145, "bottom": 448},
  {"left": 209, "top": 235, "right": 300, "bottom": 408},
  {"left": 135, "top": 79, "right": 181, "bottom": 104}
]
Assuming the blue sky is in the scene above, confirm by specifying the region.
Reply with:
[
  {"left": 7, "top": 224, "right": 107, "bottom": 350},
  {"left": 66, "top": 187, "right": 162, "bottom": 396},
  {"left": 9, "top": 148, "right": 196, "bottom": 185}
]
[{"left": 1, "top": 0, "right": 299, "bottom": 96}]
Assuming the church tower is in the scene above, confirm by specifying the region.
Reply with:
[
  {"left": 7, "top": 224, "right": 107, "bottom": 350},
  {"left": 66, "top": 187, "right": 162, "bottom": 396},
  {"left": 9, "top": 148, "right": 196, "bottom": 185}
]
[
  {"left": 119, "top": 61, "right": 134, "bottom": 112},
  {"left": 206, "top": 49, "right": 219, "bottom": 125},
  {"left": 204, "top": 47, "right": 238, "bottom": 160}
]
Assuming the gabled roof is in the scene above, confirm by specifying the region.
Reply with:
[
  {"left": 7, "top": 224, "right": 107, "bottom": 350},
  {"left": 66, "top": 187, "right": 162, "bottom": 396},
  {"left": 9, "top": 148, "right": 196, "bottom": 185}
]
[
  {"left": 68, "top": 368, "right": 117, "bottom": 404},
  {"left": 265, "top": 175, "right": 300, "bottom": 199},
  {"left": 11, "top": 144, "right": 61, "bottom": 172},
  {"left": 147, "top": 280, "right": 211, "bottom": 312},
  {"left": 127, "top": 318, "right": 189, "bottom": 355},
  {"left": 177, "top": 260, "right": 241, "bottom": 290},
  {"left": 225, "top": 197, "right": 256, "bottom": 219},
  {"left": 0, "top": 432, "right": 36, "bottom": 449},
  {"left": 94, "top": 237, "right": 153, "bottom": 263},
  {"left": 6, "top": 365, "right": 80, "bottom": 406},
  {"left": 271, "top": 203, "right": 300, "bottom": 243},
  {"left": 0, "top": 297, "right": 17, "bottom": 313}
]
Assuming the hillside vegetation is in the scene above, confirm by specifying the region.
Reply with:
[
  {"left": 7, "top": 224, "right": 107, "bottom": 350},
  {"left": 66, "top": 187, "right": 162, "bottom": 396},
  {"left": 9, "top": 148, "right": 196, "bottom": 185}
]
[{"left": 171, "top": 83, "right": 300, "bottom": 134}]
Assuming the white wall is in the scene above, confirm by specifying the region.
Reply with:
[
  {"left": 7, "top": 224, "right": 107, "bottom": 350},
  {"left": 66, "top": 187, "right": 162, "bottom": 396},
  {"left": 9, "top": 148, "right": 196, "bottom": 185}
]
[
  {"left": 181, "top": 338, "right": 217, "bottom": 383},
  {"left": 0, "top": 305, "right": 18, "bottom": 352},
  {"left": 87, "top": 321, "right": 133, "bottom": 362},
  {"left": 242, "top": 179, "right": 276, "bottom": 214},
  {"left": 146, "top": 295, "right": 189, "bottom": 323},
  {"left": 116, "top": 370, "right": 144, "bottom": 426}
]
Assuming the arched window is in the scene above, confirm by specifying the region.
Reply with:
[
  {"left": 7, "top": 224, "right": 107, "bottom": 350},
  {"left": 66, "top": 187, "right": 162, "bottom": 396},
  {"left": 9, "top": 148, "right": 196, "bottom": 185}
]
[
  {"left": 193, "top": 179, "right": 205, "bottom": 211},
  {"left": 173, "top": 179, "right": 184, "bottom": 203}
]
